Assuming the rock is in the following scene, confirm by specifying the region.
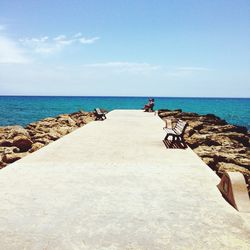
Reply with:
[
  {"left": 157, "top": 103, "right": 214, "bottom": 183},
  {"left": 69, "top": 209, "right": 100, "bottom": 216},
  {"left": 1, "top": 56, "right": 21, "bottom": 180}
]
[
  {"left": 158, "top": 109, "right": 183, "bottom": 119},
  {"left": 202, "top": 157, "right": 217, "bottom": 171},
  {"left": 33, "top": 137, "right": 51, "bottom": 145},
  {"left": 193, "top": 146, "right": 218, "bottom": 158},
  {"left": 29, "top": 142, "right": 44, "bottom": 153},
  {"left": 57, "top": 115, "right": 76, "bottom": 126},
  {"left": 47, "top": 130, "right": 62, "bottom": 141},
  {"left": 0, "top": 139, "right": 13, "bottom": 147},
  {"left": 194, "top": 145, "right": 250, "bottom": 169},
  {"left": 12, "top": 135, "right": 33, "bottom": 152},
  {"left": 56, "top": 127, "right": 71, "bottom": 136},
  {"left": 201, "top": 124, "right": 248, "bottom": 135},
  {"left": 6, "top": 126, "right": 29, "bottom": 139},
  {"left": 34, "top": 126, "right": 50, "bottom": 133},
  {"left": 198, "top": 115, "right": 227, "bottom": 126},
  {"left": 0, "top": 146, "right": 20, "bottom": 154},
  {"left": 217, "top": 162, "right": 250, "bottom": 177},
  {"left": 42, "top": 117, "right": 56, "bottom": 122},
  {"left": 176, "top": 112, "right": 200, "bottom": 119},
  {"left": 2, "top": 152, "right": 28, "bottom": 164},
  {"left": 0, "top": 110, "right": 94, "bottom": 169},
  {"left": 186, "top": 134, "right": 221, "bottom": 149},
  {"left": 221, "top": 132, "right": 249, "bottom": 147},
  {"left": 0, "top": 157, "right": 7, "bottom": 168},
  {"left": 188, "top": 121, "right": 204, "bottom": 131}
]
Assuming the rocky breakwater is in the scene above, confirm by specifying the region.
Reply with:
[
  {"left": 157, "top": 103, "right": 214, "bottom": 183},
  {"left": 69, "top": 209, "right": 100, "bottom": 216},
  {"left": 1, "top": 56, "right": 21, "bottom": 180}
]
[
  {"left": 0, "top": 111, "right": 95, "bottom": 169},
  {"left": 158, "top": 109, "right": 250, "bottom": 193}
]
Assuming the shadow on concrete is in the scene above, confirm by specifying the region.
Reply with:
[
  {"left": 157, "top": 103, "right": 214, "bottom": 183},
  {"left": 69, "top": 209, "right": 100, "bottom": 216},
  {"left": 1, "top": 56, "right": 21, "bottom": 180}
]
[{"left": 163, "top": 139, "right": 188, "bottom": 149}]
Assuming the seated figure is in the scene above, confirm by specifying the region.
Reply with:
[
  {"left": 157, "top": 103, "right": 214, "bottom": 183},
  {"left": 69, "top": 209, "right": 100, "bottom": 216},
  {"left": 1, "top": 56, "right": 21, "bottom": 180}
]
[{"left": 144, "top": 98, "right": 155, "bottom": 112}]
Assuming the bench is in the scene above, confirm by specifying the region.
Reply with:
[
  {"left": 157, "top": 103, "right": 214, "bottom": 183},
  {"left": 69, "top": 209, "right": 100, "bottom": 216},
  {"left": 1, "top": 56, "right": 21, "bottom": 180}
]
[
  {"left": 94, "top": 108, "right": 107, "bottom": 120},
  {"left": 163, "top": 119, "right": 188, "bottom": 146}
]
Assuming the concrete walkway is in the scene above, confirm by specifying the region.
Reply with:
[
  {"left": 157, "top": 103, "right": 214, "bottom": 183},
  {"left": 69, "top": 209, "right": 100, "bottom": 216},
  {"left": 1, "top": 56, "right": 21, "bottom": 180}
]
[{"left": 0, "top": 110, "right": 249, "bottom": 250}]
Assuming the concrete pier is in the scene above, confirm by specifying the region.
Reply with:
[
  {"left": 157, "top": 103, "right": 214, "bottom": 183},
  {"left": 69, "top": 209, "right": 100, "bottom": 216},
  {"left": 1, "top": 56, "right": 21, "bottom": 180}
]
[{"left": 0, "top": 110, "right": 249, "bottom": 249}]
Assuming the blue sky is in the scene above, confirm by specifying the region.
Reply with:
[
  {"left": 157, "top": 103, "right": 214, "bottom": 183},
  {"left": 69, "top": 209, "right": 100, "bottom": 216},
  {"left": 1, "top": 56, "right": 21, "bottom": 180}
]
[{"left": 0, "top": 0, "right": 249, "bottom": 97}]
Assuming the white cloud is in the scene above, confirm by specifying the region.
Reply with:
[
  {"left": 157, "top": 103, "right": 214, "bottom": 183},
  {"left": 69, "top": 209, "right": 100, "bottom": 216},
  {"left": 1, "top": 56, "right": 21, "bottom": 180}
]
[
  {"left": 79, "top": 37, "right": 100, "bottom": 44},
  {"left": 53, "top": 35, "right": 66, "bottom": 41},
  {"left": 0, "top": 36, "right": 30, "bottom": 64},
  {"left": 19, "top": 33, "right": 100, "bottom": 55},
  {"left": 74, "top": 32, "right": 82, "bottom": 38}
]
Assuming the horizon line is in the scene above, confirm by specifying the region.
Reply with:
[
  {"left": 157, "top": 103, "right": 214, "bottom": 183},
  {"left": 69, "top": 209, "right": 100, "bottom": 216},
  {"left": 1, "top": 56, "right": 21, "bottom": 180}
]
[{"left": 0, "top": 95, "right": 249, "bottom": 99}]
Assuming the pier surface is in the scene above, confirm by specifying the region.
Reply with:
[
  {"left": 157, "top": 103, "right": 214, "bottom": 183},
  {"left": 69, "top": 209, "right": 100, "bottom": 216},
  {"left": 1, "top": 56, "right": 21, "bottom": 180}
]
[{"left": 0, "top": 110, "right": 249, "bottom": 249}]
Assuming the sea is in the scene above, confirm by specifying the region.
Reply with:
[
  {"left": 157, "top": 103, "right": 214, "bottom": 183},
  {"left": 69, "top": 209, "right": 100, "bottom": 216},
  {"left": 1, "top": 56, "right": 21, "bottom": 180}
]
[{"left": 0, "top": 96, "right": 249, "bottom": 130}]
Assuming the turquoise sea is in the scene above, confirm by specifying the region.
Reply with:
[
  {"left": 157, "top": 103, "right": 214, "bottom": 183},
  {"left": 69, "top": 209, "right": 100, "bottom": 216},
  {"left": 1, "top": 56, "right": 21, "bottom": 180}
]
[{"left": 0, "top": 96, "right": 249, "bottom": 130}]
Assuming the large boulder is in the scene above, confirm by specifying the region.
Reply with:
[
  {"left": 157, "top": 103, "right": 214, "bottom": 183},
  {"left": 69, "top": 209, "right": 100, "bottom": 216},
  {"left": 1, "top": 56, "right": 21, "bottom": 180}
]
[
  {"left": 12, "top": 135, "right": 33, "bottom": 152},
  {"left": 0, "top": 139, "right": 12, "bottom": 147}
]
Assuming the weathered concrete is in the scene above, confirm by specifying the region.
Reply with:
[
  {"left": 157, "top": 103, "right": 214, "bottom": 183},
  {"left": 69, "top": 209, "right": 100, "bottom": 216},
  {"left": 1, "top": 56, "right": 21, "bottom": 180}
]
[{"left": 0, "top": 110, "right": 249, "bottom": 249}]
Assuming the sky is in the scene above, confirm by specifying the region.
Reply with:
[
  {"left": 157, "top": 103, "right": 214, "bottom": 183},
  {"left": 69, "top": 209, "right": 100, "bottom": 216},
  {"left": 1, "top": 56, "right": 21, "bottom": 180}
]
[{"left": 0, "top": 0, "right": 249, "bottom": 97}]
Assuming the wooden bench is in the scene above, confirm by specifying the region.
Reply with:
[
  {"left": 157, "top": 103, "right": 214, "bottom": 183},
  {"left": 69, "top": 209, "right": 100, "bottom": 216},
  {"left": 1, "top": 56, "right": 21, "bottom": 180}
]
[
  {"left": 163, "top": 119, "right": 188, "bottom": 146},
  {"left": 94, "top": 108, "right": 107, "bottom": 121}
]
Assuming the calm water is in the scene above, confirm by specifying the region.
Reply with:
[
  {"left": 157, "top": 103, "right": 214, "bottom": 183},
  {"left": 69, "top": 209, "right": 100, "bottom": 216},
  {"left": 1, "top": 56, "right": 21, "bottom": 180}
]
[{"left": 0, "top": 96, "right": 249, "bottom": 129}]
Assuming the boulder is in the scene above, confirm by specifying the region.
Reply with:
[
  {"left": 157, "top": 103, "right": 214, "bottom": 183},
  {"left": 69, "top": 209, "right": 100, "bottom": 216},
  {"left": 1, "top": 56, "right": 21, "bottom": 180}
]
[
  {"left": 186, "top": 134, "right": 220, "bottom": 149},
  {"left": 200, "top": 124, "right": 248, "bottom": 134},
  {"left": 0, "top": 157, "right": 7, "bottom": 168},
  {"left": 29, "top": 142, "right": 44, "bottom": 153},
  {"left": 57, "top": 115, "right": 76, "bottom": 126},
  {"left": 2, "top": 152, "right": 28, "bottom": 164},
  {"left": 217, "top": 162, "right": 250, "bottom": 177},
  {"left": 47, "top": 130, "right": 62, "bottom": 141},
  {"left": 220, "top": 132, "right": 249, "bottom": 147},
  {"left": 188, "top": 121, "right": 204, "bottom": 131},
  {"left": 56, "top": 127, "right": 71, "bottom": 136},
  {"left": 57, "top": 127, "right": 75, "bottom": 136},
  {"left": 6, "top": 126, "right": 29, "bottom": 139},
  {"left": 33, "top": 137, "right": 51, "bottom": 145},
  {"left": 198, "top": 116, "right": 227, "bottom": 126},
  {"left": 193, "top": 146, "right": 218, "bottom": 158},
  {"left": 0, "top": 139, "right": 13, "bottom": 147},
  {"left": 31, "top": 133, "right": 47, "bottom": 140},
  {"left": 0, "top": 146, "right": 20, "bottom": 154},
  {"left": 158, "top": 111, "right": 180, "bottom": 118},
  {"left": 202, "top": 157, "right": 217, "bottom": 171},
  {"left": 12, "top": 135, "right": 33, "bottom": 152}
]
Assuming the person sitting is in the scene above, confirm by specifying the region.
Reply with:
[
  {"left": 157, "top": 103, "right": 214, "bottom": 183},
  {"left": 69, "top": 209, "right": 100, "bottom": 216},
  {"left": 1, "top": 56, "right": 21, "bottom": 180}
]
[{"left": 144, "top": 98, "right": 155, "bottom": 112}]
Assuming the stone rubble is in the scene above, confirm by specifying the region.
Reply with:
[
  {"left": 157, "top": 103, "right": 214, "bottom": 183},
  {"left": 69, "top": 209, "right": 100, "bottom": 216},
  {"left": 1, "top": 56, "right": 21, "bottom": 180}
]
[
  {"left": 0, "top": 110, "right": 95, "bottom": 169},
  {"left": 158, "top": 109, "right": 250, "bottom": 195}
]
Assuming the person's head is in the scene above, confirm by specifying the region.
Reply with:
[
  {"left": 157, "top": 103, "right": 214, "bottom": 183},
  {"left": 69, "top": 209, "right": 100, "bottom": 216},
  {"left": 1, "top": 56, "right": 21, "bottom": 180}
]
[{"left": 151, "top": 98, "right": 154, "bottom": 102}]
